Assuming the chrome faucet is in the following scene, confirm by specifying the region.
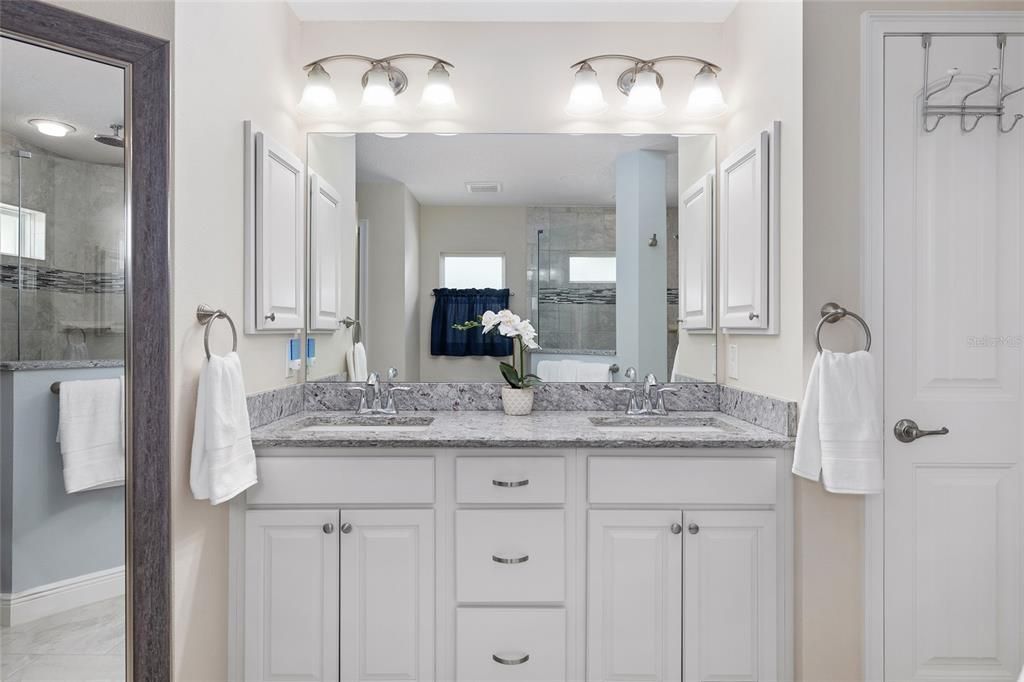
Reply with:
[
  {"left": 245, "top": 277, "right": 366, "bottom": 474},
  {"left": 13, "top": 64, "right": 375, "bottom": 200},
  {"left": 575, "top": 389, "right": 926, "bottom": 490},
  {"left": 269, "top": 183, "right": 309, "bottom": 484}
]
[
  {"left": 346, "top": 368, "right": 410, "bottom": 414},
  {"left": 611, "top": 369, "right": 680, "bottom": 415}
]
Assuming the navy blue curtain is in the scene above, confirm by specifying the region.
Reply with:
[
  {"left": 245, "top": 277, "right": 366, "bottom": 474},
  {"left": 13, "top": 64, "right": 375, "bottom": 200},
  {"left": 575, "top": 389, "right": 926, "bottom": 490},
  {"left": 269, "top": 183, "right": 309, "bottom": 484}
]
[{"left": 431, "top": 288, "right": 513, "bottom": 357}]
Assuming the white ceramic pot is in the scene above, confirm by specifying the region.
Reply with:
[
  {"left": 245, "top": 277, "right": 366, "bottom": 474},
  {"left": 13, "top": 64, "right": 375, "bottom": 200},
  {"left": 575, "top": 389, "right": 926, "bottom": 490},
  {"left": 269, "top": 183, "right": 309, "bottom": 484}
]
[{"left": 501, "top": 386, "right": 535, "bottom": 416}]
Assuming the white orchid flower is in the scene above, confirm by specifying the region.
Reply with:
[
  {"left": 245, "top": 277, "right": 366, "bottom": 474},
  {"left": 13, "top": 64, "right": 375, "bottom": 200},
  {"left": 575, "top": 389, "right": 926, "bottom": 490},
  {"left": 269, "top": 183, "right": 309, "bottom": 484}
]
[
  {"left": 498, "top": 312, "right": 522, "bottom": 337},
  {"left": 481, "top": 310, "right": 500, "bottom": 333}
]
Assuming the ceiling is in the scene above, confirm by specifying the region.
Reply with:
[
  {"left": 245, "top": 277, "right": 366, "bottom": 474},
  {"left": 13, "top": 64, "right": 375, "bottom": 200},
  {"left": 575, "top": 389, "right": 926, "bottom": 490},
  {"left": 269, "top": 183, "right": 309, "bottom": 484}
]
[
  {"left": 1, "top": 37, "right": 125, "bottom": 166},
  {"left": 288, "top": 0, "right": 738, "bottom": 23},
  {"left": 351, "top": 133, "right": 688, "bottom": 206}
]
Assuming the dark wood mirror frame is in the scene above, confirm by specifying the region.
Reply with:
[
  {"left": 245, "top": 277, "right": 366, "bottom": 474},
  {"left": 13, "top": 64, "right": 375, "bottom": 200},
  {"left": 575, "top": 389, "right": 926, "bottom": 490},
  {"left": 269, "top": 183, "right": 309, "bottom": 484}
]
[{"left": 0, "top": 1, "right": 170, "bottom": 678}]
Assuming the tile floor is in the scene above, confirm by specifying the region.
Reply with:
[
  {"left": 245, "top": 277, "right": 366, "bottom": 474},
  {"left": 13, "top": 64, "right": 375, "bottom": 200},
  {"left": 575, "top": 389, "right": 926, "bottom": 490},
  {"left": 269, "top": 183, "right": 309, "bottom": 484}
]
[{"left": 0, "top": 597, "right": 124, "bottom": 681}]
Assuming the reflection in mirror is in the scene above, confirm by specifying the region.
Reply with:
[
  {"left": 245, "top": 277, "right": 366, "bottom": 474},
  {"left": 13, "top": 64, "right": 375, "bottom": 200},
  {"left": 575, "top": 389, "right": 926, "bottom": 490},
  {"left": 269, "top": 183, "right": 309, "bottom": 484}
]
[
  {"left": 305, "top": 133, "right": 716, "bottom": 384},
  {"left": 0, "top": 37, "right": 126, "bottom": 678}
]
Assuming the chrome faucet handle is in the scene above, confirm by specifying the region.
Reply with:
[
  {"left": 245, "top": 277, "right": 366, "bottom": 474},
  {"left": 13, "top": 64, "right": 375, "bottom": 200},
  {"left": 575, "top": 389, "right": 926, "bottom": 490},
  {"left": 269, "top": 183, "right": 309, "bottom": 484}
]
[
  {"left": 383, "top": 385, "right": 412, "bottom": 414},
  {"left": 624, "top": 366, "right": 637, "bottom": 382},
  {"left": 387, "top": 367, "right": 399, "bottom": 381},
  {"left": 344, "top": 385, "right": 369, "bottom": 412}
]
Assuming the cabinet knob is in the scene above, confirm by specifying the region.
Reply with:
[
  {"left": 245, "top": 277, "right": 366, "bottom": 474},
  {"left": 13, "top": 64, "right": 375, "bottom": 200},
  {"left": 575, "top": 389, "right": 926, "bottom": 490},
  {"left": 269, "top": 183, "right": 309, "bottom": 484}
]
[
  {"left": 688, "top": 523, "right": 700, "bottom": 535},
  {"left": 670, "top": 522, "right": 682, "bottom": 534},
  {"left": 748, "top": 312, "right": 760, "bottom": 321},
  {"left": 322, "top": 523, "right": 334, "bottom": 534},
  {"left": 340, "top": 522, "right": 353, "bottom": 534},
  {"left": 264, "top": 312, "right": 276, "bottom": 322}
]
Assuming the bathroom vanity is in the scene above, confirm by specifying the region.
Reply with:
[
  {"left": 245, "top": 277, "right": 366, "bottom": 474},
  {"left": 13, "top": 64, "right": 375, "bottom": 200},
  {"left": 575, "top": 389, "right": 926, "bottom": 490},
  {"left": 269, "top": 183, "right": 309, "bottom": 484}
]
[{"left": 228, "top": 410, "right": 793, "bottom": 682}]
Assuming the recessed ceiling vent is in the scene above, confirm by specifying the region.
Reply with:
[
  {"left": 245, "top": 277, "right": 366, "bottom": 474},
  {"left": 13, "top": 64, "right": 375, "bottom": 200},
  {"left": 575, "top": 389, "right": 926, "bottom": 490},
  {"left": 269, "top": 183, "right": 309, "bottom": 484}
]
[{"left": 466, "top": 181, "right": 502, "bottom": 194}]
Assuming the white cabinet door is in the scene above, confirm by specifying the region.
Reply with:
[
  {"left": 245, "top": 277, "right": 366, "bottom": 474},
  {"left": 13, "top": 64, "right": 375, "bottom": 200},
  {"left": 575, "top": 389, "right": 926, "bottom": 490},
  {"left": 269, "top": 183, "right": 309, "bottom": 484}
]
[
  {"left": 340, "top": 509, "right": 434, "bottom": 682},
  {"left": 679, "top": 172, "right": 714, "bottom": 331},
  {"left": 587, "top": 510, "right": 682, "bottom": 682},
  {"left": 682, "top": 510, "right": 776, "bottom": 682},
  {"left": 245, "top": 509, "right": 340, "bottom": 682},
  {"left": 309, "top": 172, "right": 344, "bottom": 331},
  {"left": 254, "top": 129, "right": 304, "bottom": 331},
  {"left": 719, "top": 127, "right": 774, "bottom": 331}
]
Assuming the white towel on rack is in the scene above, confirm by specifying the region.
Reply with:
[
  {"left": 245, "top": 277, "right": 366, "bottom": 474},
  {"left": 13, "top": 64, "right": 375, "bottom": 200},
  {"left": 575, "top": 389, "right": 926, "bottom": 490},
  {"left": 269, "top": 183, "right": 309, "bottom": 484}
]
[
  {"left": 190, "top": 351, "right": 257, "bottom": 505},
  {"left": 350, "top": 342, "right": 368, "bottom": 382},
  {"left": 57, "top": 377, "right": 124, "bottom": 493},
  {"left": 792, "top": 350, "right": 883, "bottom": 494},
  {"left": 345, "top": 347, "right": 356, "bottom": 381},
  {"left": 576, "top": 361, "right": 612, "bottom": 382},
  {"left": 536, "top": 359, "right": 568, "bottom": 382}
]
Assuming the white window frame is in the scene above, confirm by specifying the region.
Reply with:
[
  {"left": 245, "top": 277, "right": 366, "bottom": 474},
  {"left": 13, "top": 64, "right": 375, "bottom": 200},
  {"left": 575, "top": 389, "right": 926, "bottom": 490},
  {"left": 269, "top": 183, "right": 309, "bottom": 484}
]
[
  {"left": 0, "top": 202, "right": 46, "bottom": 260},
  {"left": 439, "top": 252, "right": 506, "bottom": 289}
]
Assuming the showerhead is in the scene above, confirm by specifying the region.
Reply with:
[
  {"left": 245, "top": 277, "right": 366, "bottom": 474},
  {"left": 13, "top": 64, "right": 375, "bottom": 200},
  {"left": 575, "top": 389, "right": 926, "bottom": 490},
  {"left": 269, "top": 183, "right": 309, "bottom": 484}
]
[{"left": 93, "top": 123, "right": 124, "bottom": 148}]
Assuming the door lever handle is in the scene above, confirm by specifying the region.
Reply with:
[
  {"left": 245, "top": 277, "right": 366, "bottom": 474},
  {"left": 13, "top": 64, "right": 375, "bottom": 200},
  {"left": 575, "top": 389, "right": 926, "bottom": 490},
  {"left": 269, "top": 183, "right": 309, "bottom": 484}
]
[{"left": 894, "top": 419, "right": 949, "bottom": 443}]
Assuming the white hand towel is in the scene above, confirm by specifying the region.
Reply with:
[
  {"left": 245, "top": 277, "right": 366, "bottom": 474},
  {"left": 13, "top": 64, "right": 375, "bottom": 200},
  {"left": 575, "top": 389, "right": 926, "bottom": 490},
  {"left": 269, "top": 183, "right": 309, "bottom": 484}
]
[
  {"left": 57, "top": 378, "right": 124, "bottom": 493},
  {"left": 352, "top": 342, "right": 368, "bottom": 382},
  {"left": 345, "top": 347, "right": 356, "bottom": 381},
  {"left": 190, "top": 352, "right": 258, "bottom": 505},
  {"left": 793, "top": 350, "right": 883, "bottom": 494},
  {"left": 576, "top": 361, "right": 612, "bottom": 382}
]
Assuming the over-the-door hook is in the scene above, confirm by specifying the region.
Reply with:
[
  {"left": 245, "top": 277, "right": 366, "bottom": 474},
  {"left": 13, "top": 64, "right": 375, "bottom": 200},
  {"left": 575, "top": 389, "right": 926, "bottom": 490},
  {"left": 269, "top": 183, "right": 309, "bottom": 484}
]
[
  {"left": 961, "top": 68, "right": 998, "bottom": 107},
  {"left": 1000, "top": 113, "right": 1023, "bottom": 133},
  {"left": 926, "top": 67, "right": 960, "bottom": 104},
  {"left": 924, "top": 113, "right": 945, "bottom": 133},
  {"left": 961, "top": 114, "right": 985, "bottom": 133}
]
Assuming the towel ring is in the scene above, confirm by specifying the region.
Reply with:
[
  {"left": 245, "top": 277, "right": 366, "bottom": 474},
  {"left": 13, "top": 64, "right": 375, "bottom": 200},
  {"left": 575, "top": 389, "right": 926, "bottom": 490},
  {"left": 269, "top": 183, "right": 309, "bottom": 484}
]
[
  {"left": 815, "top": 302, "right": 871, "bottom": 353},
  {"left": 196, "top": 304, "right": 238, "bottom": 359}
]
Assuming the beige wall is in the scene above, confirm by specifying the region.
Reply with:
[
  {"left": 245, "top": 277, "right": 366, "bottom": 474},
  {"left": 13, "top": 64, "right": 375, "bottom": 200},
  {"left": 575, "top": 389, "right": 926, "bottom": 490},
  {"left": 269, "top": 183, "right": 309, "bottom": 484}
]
[
  {"left": 356, "top": 182, "right": 421, "bottom": 379},
  {"left": 170, "top": 2, "right": 302, "bottom": 680},
  {"left": 418, "top": 206, "right": 528, "bottom": 382},
  {"left": 45, "top": 0, "right": 173, "bottom": 40}
]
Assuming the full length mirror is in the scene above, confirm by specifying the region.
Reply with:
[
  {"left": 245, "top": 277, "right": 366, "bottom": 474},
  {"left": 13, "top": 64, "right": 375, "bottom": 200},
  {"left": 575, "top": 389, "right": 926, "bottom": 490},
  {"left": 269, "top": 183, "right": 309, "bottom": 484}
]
[
  {"left": 305, "top": 132, "right": 716, "bottom": 384},
  {"left": 0, "top": 35, "right": 127, "bottom": 677}
]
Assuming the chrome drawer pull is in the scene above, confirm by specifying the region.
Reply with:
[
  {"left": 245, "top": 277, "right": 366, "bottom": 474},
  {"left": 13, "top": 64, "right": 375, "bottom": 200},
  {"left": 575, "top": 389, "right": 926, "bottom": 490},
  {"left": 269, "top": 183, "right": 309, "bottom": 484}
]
[
  {"left": 492, "top": 653, "right": 530, "bottom": 666},
  {"left": 492, "top": 553, "right": 529, "bottom": 565},
  {"left": 492, "top": 478, "right": 529, "bottom": 488}
]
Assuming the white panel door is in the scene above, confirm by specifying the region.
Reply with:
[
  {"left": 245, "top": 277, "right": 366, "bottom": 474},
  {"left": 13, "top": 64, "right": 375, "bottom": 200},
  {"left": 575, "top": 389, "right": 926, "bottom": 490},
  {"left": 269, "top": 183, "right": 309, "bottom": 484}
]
[
  {"left": 256, "top": 131, "right": 304, "bottom": 330},
  {"left": 719, "top": 131, "right": 769, "bottom": 330},
  {"left": 682, "top": 510, "right": 776, "bottom": 682},
  {"left": 340, "top": 509, "right": 434, "bottom": 682},
  {"left": 587, "top": 510, "right": 682, "bottom": 682},
  {"left": 679, "top": 172, "right": 714, "bottom": 331},
  {"left": 883, "top": 33, "right": 1024, "bottom": 681},
  {"left": 309, "top": 173, "right": 344, "bottom": 331},
  {"left": 245, "top": 509, "right": 340, "bottom": 682}
]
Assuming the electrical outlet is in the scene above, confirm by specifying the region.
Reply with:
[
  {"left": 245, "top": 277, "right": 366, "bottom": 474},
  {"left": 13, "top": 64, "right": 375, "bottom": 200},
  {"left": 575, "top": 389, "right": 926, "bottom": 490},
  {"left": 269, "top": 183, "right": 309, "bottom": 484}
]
[{"left": 727, "top": 344, "right": 739, "bottom": 380}]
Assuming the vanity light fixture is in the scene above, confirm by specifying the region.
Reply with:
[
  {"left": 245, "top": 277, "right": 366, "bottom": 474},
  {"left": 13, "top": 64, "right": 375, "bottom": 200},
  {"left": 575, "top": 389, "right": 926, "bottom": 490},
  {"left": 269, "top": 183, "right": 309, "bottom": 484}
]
[
  {"left": 28, "top": 118, "right": 76, "bottom": 137},
  {"left": 300, "top": 53, "right": 456, "bottom": 111},
  {"left": 566, "top": 55, "right": 726, "bottom": 118}
]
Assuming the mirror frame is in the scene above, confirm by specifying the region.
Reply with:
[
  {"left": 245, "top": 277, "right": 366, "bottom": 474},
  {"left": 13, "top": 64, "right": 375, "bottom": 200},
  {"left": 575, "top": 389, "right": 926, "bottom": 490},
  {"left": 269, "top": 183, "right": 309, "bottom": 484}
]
[{"left": 0, "top": 1, "right": 171, "bottom": 678}]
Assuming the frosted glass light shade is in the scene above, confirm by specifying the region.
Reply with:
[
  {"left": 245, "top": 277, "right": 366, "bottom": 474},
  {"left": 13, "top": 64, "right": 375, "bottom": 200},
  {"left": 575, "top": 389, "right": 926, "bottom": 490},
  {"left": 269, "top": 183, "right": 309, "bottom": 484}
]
[
  {"left": 299, "top": 64, "right": 337, "bottom": 109},
  {"left": 623, "top": 69, "right": 666, "bottom": 117},
  {"left": 29, "top": 119, "right": 75, "bottom": 137},
  {"left": 686, "top": 65, "right": 727, "bottom": 118},
  {"left": 420, "top": 62, "right": 457, "bottom": 109},
  {"left": 361, "top": 66, "right": 396, "bottom": 108},
  {"left": 565, "top": 63, "right": 608, "bottom": 116}
]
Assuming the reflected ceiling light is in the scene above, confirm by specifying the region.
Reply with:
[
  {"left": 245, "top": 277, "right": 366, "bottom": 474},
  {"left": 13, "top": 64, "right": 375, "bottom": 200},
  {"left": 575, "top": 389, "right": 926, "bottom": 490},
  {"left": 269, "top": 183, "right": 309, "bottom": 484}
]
[
  {"left": 300, "top": 63, "right": 337, "bottom": 109},
  {"left": 28, "top": 118, "right": 75, "bottom": 137},
  {"left": 686, "top": 64, "right": 727, "bottom": 118},
  {"left": 299, "top": 53, "right": 456, "bottom": 112},
  {"left": 565, "top": 62, "right": 608, "bottom": 116},
  {"left": 375, "top": 132, "right": 408, "bottom": 138},
  {"left": 565, "top": 54, "right": 726, "bottom": 119}
]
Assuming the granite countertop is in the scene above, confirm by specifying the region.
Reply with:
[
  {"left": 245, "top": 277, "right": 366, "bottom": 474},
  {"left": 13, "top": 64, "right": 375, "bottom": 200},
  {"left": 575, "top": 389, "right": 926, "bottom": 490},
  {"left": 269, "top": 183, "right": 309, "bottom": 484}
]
[
  {"left": 0, "top": 359, "right": 125, "bottom": 371},
  {"left": 251, "top": 410, "right": 793, "bottom": 450}
]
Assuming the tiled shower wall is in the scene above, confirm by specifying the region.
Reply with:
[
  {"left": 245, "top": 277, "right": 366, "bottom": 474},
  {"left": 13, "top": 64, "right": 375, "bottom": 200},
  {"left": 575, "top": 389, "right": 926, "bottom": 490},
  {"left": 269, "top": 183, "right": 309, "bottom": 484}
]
[
  {"left": 526, "top": 205, "right": 679, "bottom": 368},
  {"left": 0, "top": 132, "right": 125, "bottom": 361}
]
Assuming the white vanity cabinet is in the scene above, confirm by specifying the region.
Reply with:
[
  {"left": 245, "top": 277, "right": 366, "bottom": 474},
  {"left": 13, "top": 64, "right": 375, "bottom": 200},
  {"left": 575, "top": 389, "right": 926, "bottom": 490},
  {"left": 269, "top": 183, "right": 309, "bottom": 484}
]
[{"left": 231, "top": 447, "right": 792, "bottom": 682}]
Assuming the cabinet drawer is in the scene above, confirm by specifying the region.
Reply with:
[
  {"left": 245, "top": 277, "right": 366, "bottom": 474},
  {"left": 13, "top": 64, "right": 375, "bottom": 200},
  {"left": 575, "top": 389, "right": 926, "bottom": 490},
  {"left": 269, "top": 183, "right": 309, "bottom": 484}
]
[
  {"left": 456, "top": 457, "right": 565, "bottom": 504},
  {"left": 456, "top": 608, "right": 566, "bottom": 682},
  {"left": 248, "top": 457, "right": 434, "bottom": 505},
  {"left": 588, "top": 456, "right": 776, "bottom": 505},
  {"left": 456, "top": 510, "right": 565, "bottom": 603}
]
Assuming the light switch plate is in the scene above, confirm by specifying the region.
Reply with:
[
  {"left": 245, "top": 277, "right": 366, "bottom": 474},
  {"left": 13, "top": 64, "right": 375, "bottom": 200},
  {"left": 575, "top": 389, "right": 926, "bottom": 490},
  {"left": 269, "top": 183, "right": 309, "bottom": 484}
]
[{"left": 727, "top": 344, "right": 739, "bottom": 380}]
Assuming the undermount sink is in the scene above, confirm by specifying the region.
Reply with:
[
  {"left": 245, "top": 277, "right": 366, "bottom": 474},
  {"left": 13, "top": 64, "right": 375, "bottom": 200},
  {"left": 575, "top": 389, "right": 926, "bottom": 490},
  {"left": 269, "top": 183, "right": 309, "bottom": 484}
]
[
  {"left": 588, "top": 415, "right": 737, "bottom": 434},
  {"left": 296, "top": 415, "right": 435, "bottom": 433}
]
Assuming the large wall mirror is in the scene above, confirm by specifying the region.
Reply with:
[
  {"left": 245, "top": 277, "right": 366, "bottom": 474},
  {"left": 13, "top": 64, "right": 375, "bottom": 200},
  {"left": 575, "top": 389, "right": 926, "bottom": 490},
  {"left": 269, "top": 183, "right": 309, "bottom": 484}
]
[{"left": 304, "top": 132, "right": 717, "bottom": 384}]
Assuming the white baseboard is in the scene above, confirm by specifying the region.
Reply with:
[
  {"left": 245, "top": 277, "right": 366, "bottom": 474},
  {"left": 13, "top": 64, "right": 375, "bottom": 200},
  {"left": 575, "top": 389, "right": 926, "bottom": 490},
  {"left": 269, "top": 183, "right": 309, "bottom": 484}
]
[{"left": 1, "top": 565, "right": 125, "bottom": 627}]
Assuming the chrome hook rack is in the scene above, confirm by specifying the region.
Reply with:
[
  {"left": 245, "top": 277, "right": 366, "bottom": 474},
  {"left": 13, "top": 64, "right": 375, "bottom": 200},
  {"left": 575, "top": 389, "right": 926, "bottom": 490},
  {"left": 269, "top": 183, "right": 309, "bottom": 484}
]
[{"left": 921, "top": 33, "right": 1022, "bottom": 134}]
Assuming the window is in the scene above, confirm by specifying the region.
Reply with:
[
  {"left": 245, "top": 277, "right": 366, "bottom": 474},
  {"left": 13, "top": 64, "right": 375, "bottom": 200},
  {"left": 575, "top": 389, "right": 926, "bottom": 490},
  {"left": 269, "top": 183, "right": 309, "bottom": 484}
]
[
  {"left": 441, "top": 254, "right": 505, "bottom": 289},
  {"left": 569, "top": 255, "right": 616, "bottom": 283},
  {"left": 0, "top": 202, "right": 46, "bottom": 260}
]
